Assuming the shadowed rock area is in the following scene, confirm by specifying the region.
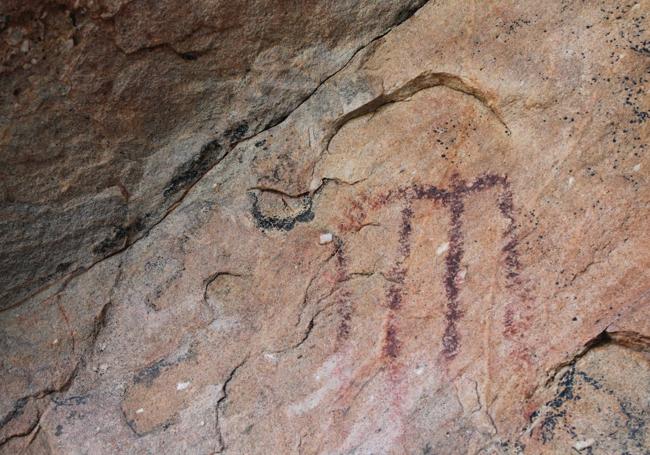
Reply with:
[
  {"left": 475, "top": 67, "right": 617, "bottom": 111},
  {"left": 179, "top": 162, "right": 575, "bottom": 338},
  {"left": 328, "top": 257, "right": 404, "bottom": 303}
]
[
  {"left": 0, "top": 0, "right": 426, "bottom": 308},
  {"left": 1, "top": 0, "right": 649, "bottom": 454}
]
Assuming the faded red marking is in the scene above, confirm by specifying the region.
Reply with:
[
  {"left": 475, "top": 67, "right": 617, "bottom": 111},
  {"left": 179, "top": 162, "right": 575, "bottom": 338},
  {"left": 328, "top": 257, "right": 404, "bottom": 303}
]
[
  {"left": 338, "top": 199, "right": 367, "bottom": 233},
  {"left": 337, "top": 289, "right": 353, "bottom": 342},
  {"left": 441, "top": 189, "right": 464, "bottom": 358},
  {"left": 381, "top": 202, "right": 414, "bottom": 366},
  {"left": 319, "top": 173, "right": 526, "bottom": 449},
  {"left": 387, "top": 285, "right": 402, "bottom": 310},
  {"left": 383, "top": 317, "right": 401, "bottom": 359},
  {"left": 333, "top": 173, "right": 523, "bottom": 361},
  {"left": 334, "top": 237, "right": 354, "bottom": 342}
]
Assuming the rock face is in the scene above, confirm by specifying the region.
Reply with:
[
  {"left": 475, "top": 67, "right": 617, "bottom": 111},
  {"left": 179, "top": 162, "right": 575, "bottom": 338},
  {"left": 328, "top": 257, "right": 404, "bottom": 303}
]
[
  {"left": 1, "top": 1, "right": 649, "bottom": 454},
  {"left": 0, "top": 0, "right": 426, "bottom": 308}
]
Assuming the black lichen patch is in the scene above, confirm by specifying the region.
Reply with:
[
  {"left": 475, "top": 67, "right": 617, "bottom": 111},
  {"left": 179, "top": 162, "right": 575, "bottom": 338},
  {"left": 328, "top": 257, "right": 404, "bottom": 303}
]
[
  {"left": 538, "top": 365, "right": 580, "bottom": 443},
  {"left": 249, "top": 192, "right": 314, "bottom": 231},
  {"left": 180, "top": 52, "right": 197, "bottom": 61},
  {"left": 393, "top": 1, "right": 427, "bottom": 26},
  {"left": 93, "top": 226, "right": 128, "bottom": 255},
  {"left": 533, "top": 353, "right": 648, "bottom": 452},
  {"left": 55, "top": 261, "right": 73, "bottom": 273},
  {"left": 52, "top": 396, "right": 88, "bottom": 407},
  {"left": 621, "top": 74, "right": 648, "bottom": 125},
  {"left": 132, "top": 345, "right": 196, "bottom": 387},
  {"left": 0, "top": 397, "right": 28, "bottom": 428},
  {"left": 133, "top": 359, "right": 167, "bottom": 386},
  {"left": 163, "top": 139, "right": 224, "bottom": 199},
  {"left": 92, "top": 213, "right": 152, "bottom": 256},
  {"left": 224, "top": 122, "right": 249, "bottom": 144}
]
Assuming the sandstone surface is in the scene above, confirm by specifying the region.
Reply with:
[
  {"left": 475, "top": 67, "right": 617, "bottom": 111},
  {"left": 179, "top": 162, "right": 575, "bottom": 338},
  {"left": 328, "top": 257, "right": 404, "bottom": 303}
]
[
  {"left": 0, "top": 0, "right": 425, "bottom": 308},
  {"left": 1, "top": 1, "right": 649, "bottom": 454}
]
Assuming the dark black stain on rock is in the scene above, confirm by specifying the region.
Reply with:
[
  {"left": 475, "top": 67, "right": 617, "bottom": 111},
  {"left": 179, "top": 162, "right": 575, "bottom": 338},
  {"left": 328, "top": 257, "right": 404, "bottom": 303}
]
[
  {"left": 53, "top": 396, "right": 88, "bottom": 407},
  {"left": 533, "top": 340, "right": 648, "bottom": 452},
  {"left": 224, "top": 122, "right": 249, "bottom": 144},
  {"left": 393, "top": 0, "right": 427, "bottom": 26},
  {"left": 92, "top": 213, "right": 154, "bottom": 256},
  {"left": 163, "top": 139, "right": 224, "bottom": 199},
  {"left": 133, "top": 359, "right": 167, "bottom": 386},
  {"left": 93, "top": 226, "right": 128, "bottom": 256},
  {"left": 249, "top": 192, "right": 314, "bottom": 231},
  {"left": 55, "top": 261, "right": 73, "bottom": 273},
  {"left": 132, "top": 345, "right": 196, "bottom": 388},
  {"left": 180, "top": 52, "right": 198, "bottom": 61},
  {"left": 0, "top": 397, "right": 28, "bottom": 429}
]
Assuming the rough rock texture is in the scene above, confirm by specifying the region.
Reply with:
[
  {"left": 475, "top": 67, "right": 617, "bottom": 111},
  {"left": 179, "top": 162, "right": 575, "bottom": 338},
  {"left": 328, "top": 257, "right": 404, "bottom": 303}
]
[
  {"left": 0, "top": 0, "right": 426, "bottom": 308},
  {"left": 1, "top": 0, "right": 649, "bottom": 454}
]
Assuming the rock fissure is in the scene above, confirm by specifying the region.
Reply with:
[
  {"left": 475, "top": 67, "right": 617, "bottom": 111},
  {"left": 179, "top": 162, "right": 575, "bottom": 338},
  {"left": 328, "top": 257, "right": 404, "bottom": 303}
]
[{"left": 215, "top": 357, "right": 248, "bottom": 453}]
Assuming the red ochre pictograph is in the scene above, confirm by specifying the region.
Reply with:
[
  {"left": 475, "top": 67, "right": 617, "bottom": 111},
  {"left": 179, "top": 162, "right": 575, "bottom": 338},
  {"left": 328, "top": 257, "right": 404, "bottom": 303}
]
[{"left": 331, "top": 173, "right": 520, "bottom": 361}]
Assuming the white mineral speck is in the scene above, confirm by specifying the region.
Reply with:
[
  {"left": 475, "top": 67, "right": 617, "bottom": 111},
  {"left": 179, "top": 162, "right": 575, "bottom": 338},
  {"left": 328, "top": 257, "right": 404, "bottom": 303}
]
[
  {"left": 309, "top": 178, "right": 322, "bottom": 192},
  {"left": 633, "top": 163, "right": 641, "bottom": 172},
  {"left": 573, "top": 438, "right": 595, "bottom": 450},
  {"left": 436, "top": 242, "right": 449, "bottom": 256},
  {"left": 176, "top": 381, "right": 190, "bottom": 391},
  {"left": 319, "top": 233, "right": 333, "bottom": 245},
  {"left": 136, "top": 408, "right": 144, "bottom": 414}
]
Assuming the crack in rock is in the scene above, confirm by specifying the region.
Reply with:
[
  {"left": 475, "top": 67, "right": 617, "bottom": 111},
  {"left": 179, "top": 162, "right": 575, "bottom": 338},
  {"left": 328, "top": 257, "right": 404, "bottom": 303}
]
[{"left": 215, "top": 357, "right": 248, "bottom": 453}]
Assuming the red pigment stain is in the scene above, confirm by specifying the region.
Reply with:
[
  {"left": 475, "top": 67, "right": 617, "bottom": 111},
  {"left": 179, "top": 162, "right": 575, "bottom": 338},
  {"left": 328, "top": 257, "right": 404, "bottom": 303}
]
[
  {"left": 334, "top": 173, "right": 522, "bottom": 361},
  {"left": 383, "top": 317, "right": 401, "bottom": 359},
  {"left": 338, "top": 199, "right": 367, "bottom": 233},
  {"left": 324, "top": 173, "right": 525, "bottom": 450},
  {"left": 334, "top": 237, "right": 354, "bottom": 342}
]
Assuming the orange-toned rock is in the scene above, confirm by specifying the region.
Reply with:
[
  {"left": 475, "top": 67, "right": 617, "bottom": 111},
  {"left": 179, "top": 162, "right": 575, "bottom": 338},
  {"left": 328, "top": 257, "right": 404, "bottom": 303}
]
[{"left": 1, "top": 0, "right": 648, "bottom": 454}]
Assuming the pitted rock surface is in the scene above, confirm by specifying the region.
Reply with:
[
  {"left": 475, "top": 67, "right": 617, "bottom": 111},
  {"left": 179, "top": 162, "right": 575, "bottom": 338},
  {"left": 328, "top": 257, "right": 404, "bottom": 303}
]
[{"left": 1, "top": 1, "right": 649, "bottom": 454}]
